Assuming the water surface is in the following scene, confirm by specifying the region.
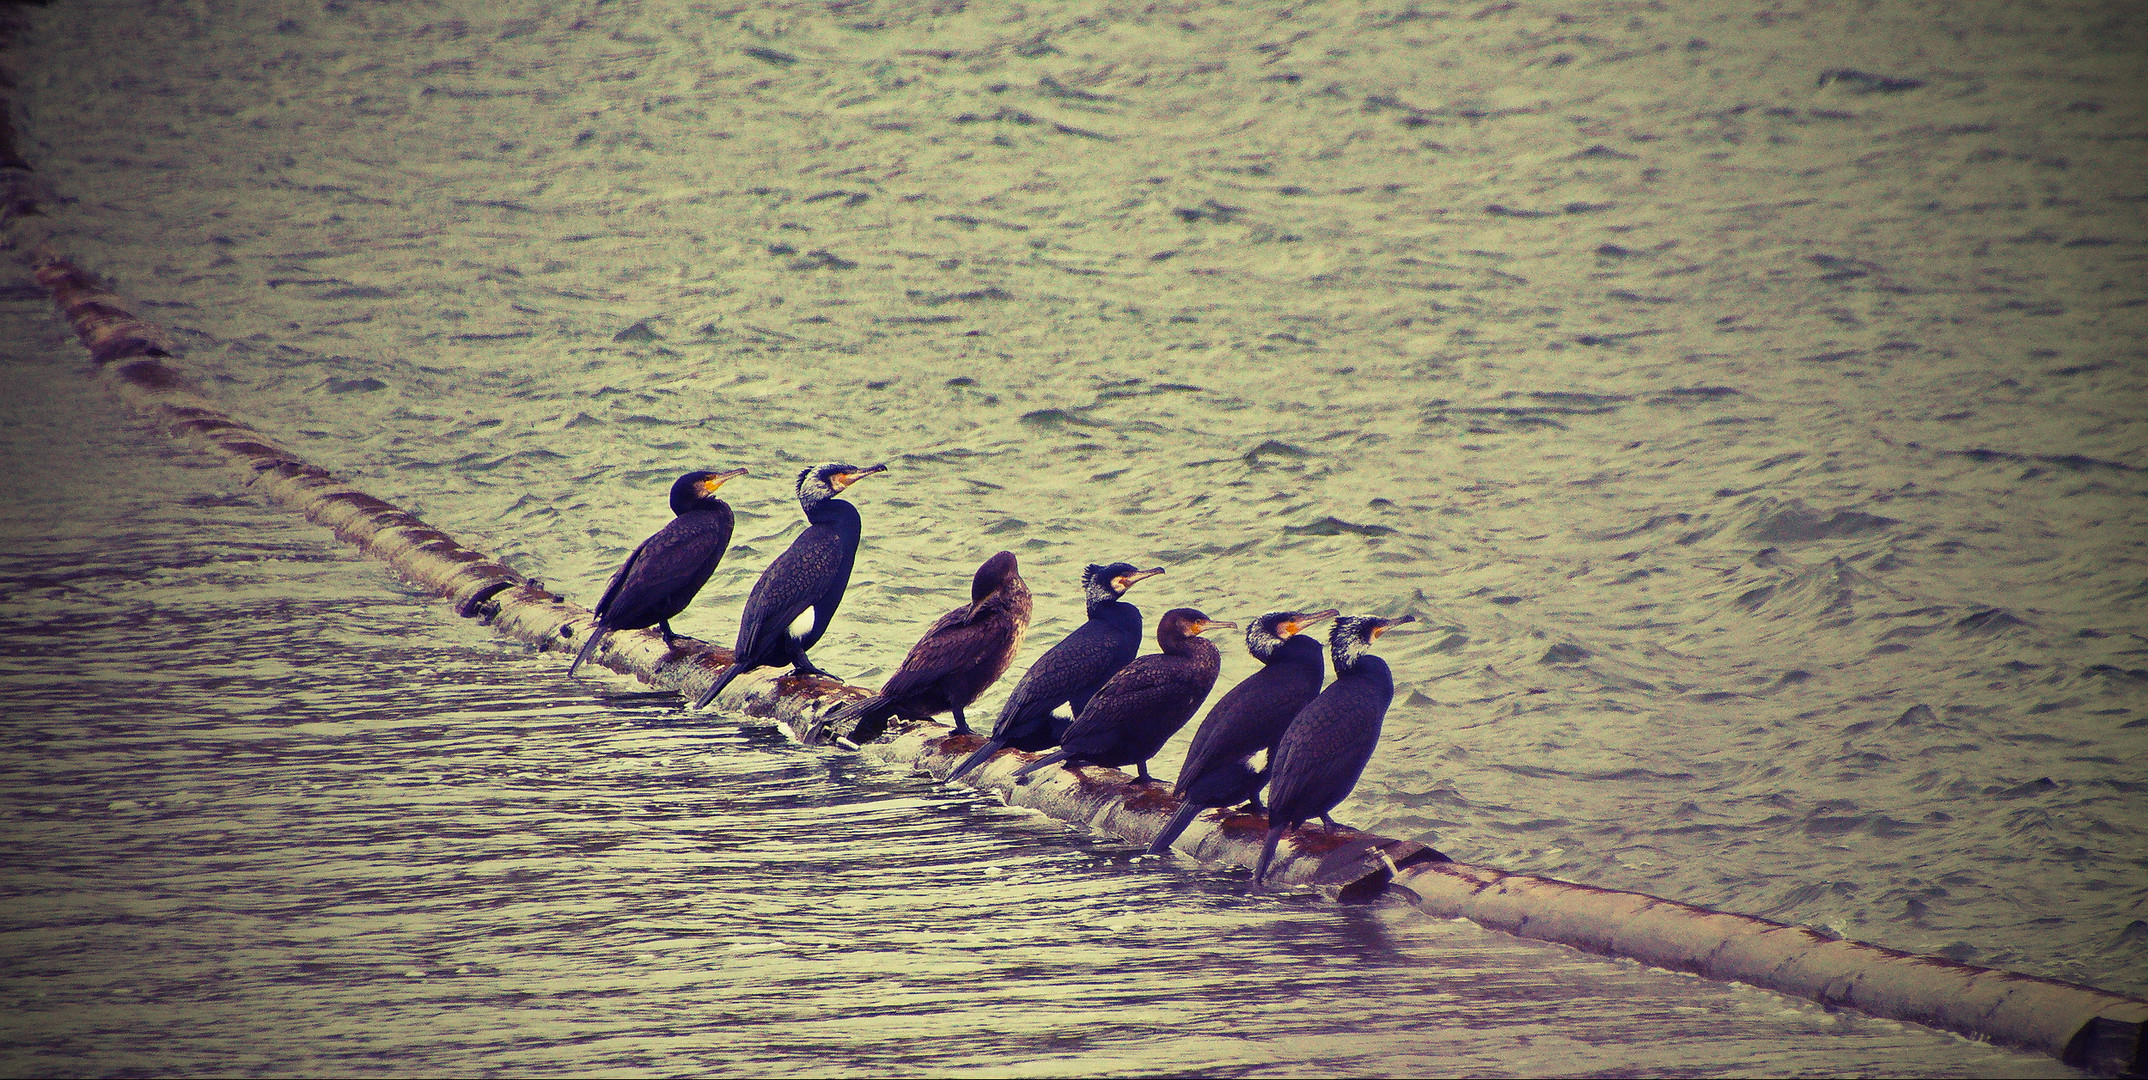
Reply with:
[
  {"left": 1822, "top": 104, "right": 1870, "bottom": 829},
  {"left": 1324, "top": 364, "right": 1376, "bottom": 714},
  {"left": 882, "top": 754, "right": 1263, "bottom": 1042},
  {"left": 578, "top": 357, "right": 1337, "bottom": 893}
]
[{"left": 3, "top": 0, "right": 2144, "bottom": 1074}]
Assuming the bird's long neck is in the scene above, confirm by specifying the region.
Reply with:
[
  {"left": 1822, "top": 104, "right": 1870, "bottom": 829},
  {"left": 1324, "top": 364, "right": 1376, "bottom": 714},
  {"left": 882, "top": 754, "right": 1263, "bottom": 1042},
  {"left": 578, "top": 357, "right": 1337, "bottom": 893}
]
[
  {"left": 803, "top": 496, "right": 860, "bottom": 531},
  {"left": 975, "top": 580, "right": 1029, "bottom": 618},
  {"left": 1268, "top": 633, "right": 1324, "bottom": 671},
  {"left": 1086, "top": 592, "right": 1130, "bottom": 619},
  {"left": 1164, "top": 632, "right": 1220, "bottom": 667},
  {"left": 1337, "top": 652, "right": 1393, "bottom": 693}
]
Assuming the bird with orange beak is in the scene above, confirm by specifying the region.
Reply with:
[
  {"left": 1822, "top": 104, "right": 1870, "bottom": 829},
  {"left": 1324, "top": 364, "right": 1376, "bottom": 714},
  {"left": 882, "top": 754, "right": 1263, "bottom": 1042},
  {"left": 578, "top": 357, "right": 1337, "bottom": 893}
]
[
  {"left": 1010, "top": 608, "right": 1237, "bottom": 786},
  {"left": 569, "top": 468, "right": 749, "bottom": 679},
  {"left": 1149, "top": 607, "right": 1339, "bottom": 855},
  {"left": 1254, "top": 613, "right": 1415, "bottom": 886},
  {"left": 695, "top": 462, "right": 886, "bottom": 709}
]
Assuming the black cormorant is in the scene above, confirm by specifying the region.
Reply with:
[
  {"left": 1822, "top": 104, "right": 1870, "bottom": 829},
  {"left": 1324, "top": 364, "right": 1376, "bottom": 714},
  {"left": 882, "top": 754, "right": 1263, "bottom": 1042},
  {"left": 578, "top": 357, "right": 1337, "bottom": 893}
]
[
  {"left": 1147, "top": 608, "right": 1337, "bottom": 855},
  {"left": 1008, "top": 608, "right": 1235, "bottom": 786},
  {"left": 945, "top": 562, "right": 1163, "bottom": 782},
  {"left": 1253, "top": 613, "right": 1414, "bottom": 886},
  {"left": 693, "top": 462, "right": 885, "bottom": 709},
  {"left": 568, "top": 468, "right": 748, "bottom": 678},
  {"left": 806, "top": 550, "right": 1033, "bottom": 746}
]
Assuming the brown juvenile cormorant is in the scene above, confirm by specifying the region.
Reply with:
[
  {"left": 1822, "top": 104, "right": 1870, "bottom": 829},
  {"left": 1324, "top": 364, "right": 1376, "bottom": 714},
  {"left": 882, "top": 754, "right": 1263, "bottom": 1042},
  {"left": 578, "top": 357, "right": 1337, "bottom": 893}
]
[
  {"left": 945, "top": 562, "right": 1163, "bottom": 782},
  {"left": 1147, "top": 608, "right": 1337, "bottom": 855},
  {"left": 1253, "top": 613, "right": 1414, "bottom": 886},
  {"left": 693, "top": 462, "right": 885, "bottom": 709},
  {"left": 1009, "top": 608, "right": 1235, "bottom": 786},
  {"left": 806, "top": 550, "right": 1033, "bottom": 746},
  {"left": 568, "top": 468, "right": 748, "bottom": 678}
]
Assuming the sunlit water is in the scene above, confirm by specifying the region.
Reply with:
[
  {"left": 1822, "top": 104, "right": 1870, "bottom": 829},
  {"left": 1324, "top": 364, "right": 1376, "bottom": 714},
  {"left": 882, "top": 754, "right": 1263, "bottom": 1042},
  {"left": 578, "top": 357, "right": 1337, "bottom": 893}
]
[{"left": 3, "top": 0, "right": 2144, "bottom": 1074}]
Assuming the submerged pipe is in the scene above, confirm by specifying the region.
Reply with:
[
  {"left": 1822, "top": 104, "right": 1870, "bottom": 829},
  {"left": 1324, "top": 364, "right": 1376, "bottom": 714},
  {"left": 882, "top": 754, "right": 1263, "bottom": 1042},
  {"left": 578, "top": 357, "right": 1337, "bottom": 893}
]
[
  {"left": 8, "top": 239, "right": 2144, "bottom": 1077},
  {"left": 872, "top": 723, "right": 2148, "bottom": 1075},
  {"left": 1392, "top": 859, "right": 2148, "bottom": 1074}
]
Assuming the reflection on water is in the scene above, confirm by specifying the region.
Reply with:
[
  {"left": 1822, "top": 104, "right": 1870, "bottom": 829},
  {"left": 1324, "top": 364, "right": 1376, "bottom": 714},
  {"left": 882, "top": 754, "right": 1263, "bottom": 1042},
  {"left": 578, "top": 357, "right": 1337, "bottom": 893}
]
[{"left": 0, "top": 304, "right": 2075, "bottom": 1076}]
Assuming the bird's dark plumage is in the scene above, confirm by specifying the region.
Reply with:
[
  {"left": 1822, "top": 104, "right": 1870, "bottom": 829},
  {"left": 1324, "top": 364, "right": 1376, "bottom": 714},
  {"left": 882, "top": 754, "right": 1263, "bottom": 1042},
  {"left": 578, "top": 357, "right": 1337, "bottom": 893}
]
[
  {"left": 946, "top": 562, "right": 1162, "bottom": 782},
  {"left": 569, "top": 468, "right": 747, "bottom": 679},
  {"left": 809, "top": 550, "right": 1033, "bottom": 745},
  {"left": 1148, "top": 608, "right": 1336, "bottom": 855},
  {"left": 1009, "top": 608, "right": 1234, "bottom": 787},
  {"left": 1254, "top": 614, "right": 1414, "bottom": 886},
  {"left": 694, "top": 462, "right": 885, "bottom": 709}
]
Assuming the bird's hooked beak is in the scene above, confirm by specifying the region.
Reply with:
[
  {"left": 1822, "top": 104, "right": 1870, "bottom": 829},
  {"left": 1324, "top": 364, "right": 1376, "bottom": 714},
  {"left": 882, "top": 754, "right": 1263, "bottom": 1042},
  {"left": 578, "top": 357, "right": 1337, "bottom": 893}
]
[
  {"left": 1281, "top": 608, "right": 1340, "bottom": 637},
  {"left": 1196, "top": 618, "right": 1239, "bottom": 635},
  {"left": 1115, "top": 567, "right": 1165, "bottom": 592},
  {"left": 697, "top": 467, "right": 749, "bottom": 496},
  {"left": 832, "top": 463, "right": 887, "bottom": 491},
  {"left": 1369, "top": 614, "right": 1417, "bottom": 640}
]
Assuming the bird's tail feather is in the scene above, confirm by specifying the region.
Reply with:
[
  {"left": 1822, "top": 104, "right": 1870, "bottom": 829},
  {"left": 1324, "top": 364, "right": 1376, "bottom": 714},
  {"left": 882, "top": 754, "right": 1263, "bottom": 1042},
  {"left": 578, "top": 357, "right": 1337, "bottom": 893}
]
[
  {"left": 1147, "top": 801, "right": 1206, "bottom": 856},
  {"left": 694, "top": 663, "right": 745, "bottom": 709},
  {"left": 842, "top": 697, "right": 901, "bottom": 745},
  {"left": 567, "top": 626, "right": 610, "bottom": 679},
  {"left": 946, "top": 738, "right": 1006, "bottom": 782},
  {"left": 1008, "top": 748, "right": 1070, "bottom": 783},
  {"left": 1253, "top": 824, "right": 1288, "bottom": 887},
  {"left": 806, "top": 695, "right": 892, "bottom": 746}
]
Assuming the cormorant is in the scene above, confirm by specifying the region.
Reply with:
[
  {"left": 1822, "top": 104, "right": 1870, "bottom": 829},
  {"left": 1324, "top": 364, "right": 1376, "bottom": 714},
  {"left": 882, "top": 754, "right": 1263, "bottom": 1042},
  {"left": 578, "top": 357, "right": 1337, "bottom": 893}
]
[
  {"left": 945, "top": 562, "right": 1163, "bottom": 782},
  {"left": 806, "top": 550, "right": 1033, "bottom": 746},
  {"left": 693, "top": 462, "right": 885, "bottom": 709},
  {"left": 1147, "top": 608, "right": 1337, "bottom": 855},
  {"left": 568, "top": 468, "right": 748, "bottom": 678},
  {"left": 1008, "top": 608, "right": 1235, "bottom": 786},
  {"left": 1253, "top": 613, "right": 1414, "bottom": 886}
]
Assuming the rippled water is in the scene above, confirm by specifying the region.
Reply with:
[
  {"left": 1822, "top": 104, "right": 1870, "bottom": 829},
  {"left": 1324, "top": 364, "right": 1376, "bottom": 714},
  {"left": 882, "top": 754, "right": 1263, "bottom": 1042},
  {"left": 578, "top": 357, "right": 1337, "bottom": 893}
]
[
  {"left": 0, "top": 302, "right": 2077, "bottom": 1078},
  {"left": 5, "top": 0, "right": 2145, "bottom": 1074}
]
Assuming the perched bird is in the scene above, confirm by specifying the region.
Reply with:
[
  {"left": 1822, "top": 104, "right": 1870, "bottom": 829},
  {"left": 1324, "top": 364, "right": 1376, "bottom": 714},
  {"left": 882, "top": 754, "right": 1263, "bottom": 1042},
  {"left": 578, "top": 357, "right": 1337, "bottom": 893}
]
[
  {"left": 807, "top": 550, "right": 1033, "bottom": 746},
  {"left": 1254, "top": 614, "right": 1414, "bottom": 886},
  {"left": 568, "top": 468, "right": 748, "bottom": 678},
  {"left": 1009, "top": 608, "right": 1235, "bottom": 786},
  {"left": 945, "top": 562, "right": 1163, "bottom": 782},
  {"left": 1147, "top": 608, "right": 1337, "bottom": 855},
  {"left": 694, "top": 462, "right": 886, "bottom": 709}
]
